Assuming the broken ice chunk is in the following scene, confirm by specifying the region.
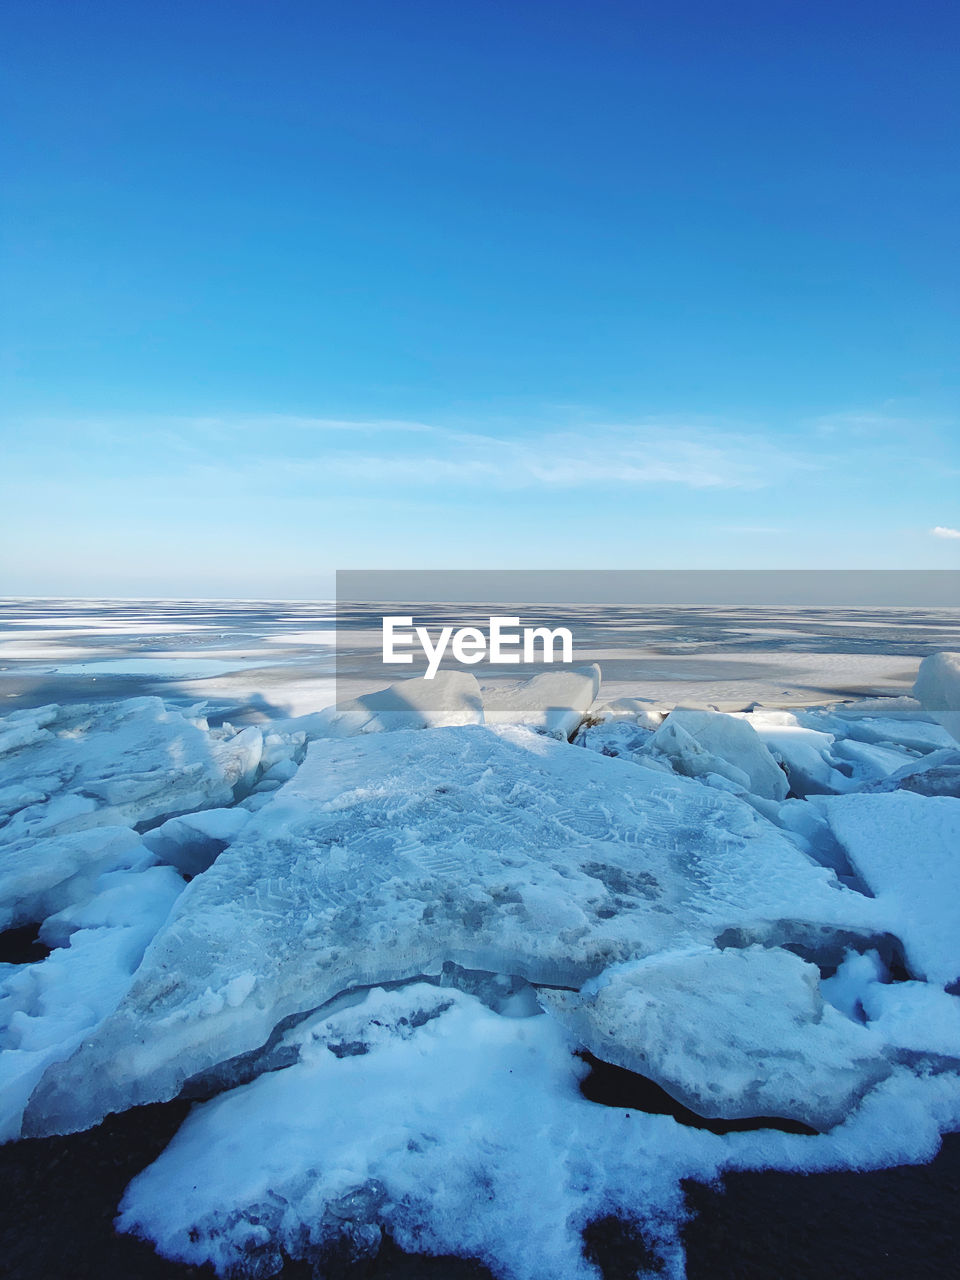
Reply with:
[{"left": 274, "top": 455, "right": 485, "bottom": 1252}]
[
  {"left": 0, "top": 827, "right": 147, "bottom": 931},
  {"left": 0, "top": 699, "right": 262, "bottom": 843},
  {"left": 914, "top": 652, "right": 960, "bottom": 743},
  {"left": 142, "top": 808, "right": 253, "bottom": 877},
  {"left": 813, "top": 791, "right": 960, "bottom": 988},
  {"left": 539, "top": 945, "right": 891, "bottom": 1131},
  {"left": 482, "top": 664, "right": 601, "bottom": 739},
  {"left": 0, "top": 860, "right": 184, "bottom": 1140},
  {"left": 315, "top": 670, "right": 484, "bottom": 736},
  {"left": 648, "top": 707, "right": 789, "bottom": 801}
]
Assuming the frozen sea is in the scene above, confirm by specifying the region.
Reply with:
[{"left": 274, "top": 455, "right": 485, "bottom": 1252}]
[
  {"left": 2, "top": 597, "right": 958, "bottom": 721},
  {"left": 1, "top": 597, "right": 959, "bottom": 1279}
]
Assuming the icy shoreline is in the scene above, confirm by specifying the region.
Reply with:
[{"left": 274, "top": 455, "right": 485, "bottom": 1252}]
[{"left": 1, "top": 633, "right": 959, "bottom": 1278}]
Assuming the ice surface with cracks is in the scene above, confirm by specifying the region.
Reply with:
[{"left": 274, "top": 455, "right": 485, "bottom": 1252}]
[
  {"left": 813, "top": 791, "right": 960, "bottom": 988},
  {"left": 24, "top": 722, "right": 886, "bottom": 1136},
  {"left": 0, "top": 698, "right": 262, "bottom": 845},
  {"left": 539, "top": 944, "right": 891, "bottom": 1130}
]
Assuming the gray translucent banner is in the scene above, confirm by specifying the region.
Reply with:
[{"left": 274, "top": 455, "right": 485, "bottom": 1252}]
[{"left": 334, "top": 570, "right": 960, "bottom": 717}]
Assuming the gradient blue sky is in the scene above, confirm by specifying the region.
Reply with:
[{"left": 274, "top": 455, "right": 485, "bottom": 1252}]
[{"left": 2, "top": 0, "right": 958, "bottom": 596}]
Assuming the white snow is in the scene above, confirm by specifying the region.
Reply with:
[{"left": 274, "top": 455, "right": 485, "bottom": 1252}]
[
  {"left": 814, "top": 791, "right": 960, "bottom": 987},
  {"left": 914, "top": 651, "right": 960, "bottom": 742}
]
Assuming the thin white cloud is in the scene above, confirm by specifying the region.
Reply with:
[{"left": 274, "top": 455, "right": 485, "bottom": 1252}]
[
  {"left": 189, "top": 420, "right": 814, "bottom": 492},
  {"left": 3, "top": 411, "right": 867, "bottom": 497},
  {"left": 930, "top": 525, "right": 960, "bottom": 539}
]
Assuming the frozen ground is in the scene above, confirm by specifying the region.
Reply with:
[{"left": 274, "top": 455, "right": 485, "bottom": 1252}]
[
  {"left": 1, "top": 600, "right": 959, "bottom": 1279},
  {"left": 3, "top": 598, "right": 959, "bottom": 719}
]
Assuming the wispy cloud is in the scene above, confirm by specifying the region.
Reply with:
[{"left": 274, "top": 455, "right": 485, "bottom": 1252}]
[
  {"left": 170, "top": 419, "right": 816, "bottom": 492},
  {"left": 930, "top": 525, "right": 960, "bottom": 539}
]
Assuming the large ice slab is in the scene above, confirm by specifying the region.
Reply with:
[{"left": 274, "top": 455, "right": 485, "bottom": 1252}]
[
  {"left": 814, "top": 792, "right": 960, "bottom": 987},
  {"left": 482, "top": 664, "right": 601, "bottom": 739},
  {"left": 0, "top": 698, "right": 262, "bottom": 844},
  {"left": 540, "top": 945, "right": 891, "bottom": 1130},
  {"left": 24, "top": 724, "right": 885, "bottom": 1136},
  {"left": 648, "top": 707, "right": 789, "bottom": 800},
  {"left": 914, "top": 651, "right": 960, "bottom": 743},
  {"left": 314, "top": 671, "right": 484, "bottom": 736}
]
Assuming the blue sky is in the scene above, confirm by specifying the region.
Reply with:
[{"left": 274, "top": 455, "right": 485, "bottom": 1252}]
[{"left": 2, "top": 0, "right": 958, "bottom": 596}]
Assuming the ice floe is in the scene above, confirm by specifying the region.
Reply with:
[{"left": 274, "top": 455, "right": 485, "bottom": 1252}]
[
  {"left": 24, "top": 721, "right": 884, "bottom": 1136},
  {"left": 0, "top": 698, "right": 262, "bottom": 844},
  {"left": 539, "top": 944, "right": 891, "bottom": 1131}
]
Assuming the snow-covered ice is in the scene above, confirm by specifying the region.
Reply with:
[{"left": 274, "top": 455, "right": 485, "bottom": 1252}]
[
  {"left": 482, "top": 664, "right": 602, "bottom": 739},
  {"left": 24, "top": 721, "right": 885, "bottom": 1136},
  {"left": 813, "top": 791, "right": 960, "bottom": 988},
  {"left": 117, "top": 985, "right": 695, "bottom": 1280},
  {"left": 539, "top": 945, "right": 891, "bottom": 1131},
  {"left": 116, "top": 980, "right": 960, "bottom": 1280},
  {"left": 914, "top": 650, "right": 960, "bottom": 742},
  {"left": 0, "top": 698, "right": 262, "bottom": 844},
  {"left": 314, "top": 670, "right": 484, "bottom": 735}
]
